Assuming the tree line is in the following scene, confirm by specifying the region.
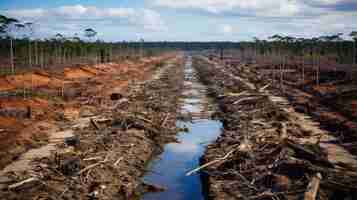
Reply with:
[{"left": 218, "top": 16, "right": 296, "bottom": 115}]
[
  {"left": 230, "top": 33, "right": 357, "bottom": 87},
  {"left": 0, "top": 15, "right": 168, "bottom": 75}
]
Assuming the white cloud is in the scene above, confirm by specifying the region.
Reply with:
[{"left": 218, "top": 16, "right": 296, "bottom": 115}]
[
  {"left": 310, "top": 0, "right": 345, "bottom": 5},
  {"left": 57, "top": 5, "right": 88, "bottom": 17},
  {"left": 6, "top": 8, "right": 46, "bottom": 18},
  {"left": 155, "top": 0, "right": 308, "bottom": 17},
  {"left": 2, "top": 1, "right": 356, "bottom": 41},
  {"left": 3, "top": 4, "right": 166, "bottom": 39},
  {"left": 288, "top": 11, "right": 357, "bottom": 37},
  {"left": 221, "top": 24, "right": 233, "bottom": 34},
  {"left": 140, "top": 9, "right": 167, "bottom": 31},
  {"left": 153, "top": 0, "right": 357, "bottom": 40}
]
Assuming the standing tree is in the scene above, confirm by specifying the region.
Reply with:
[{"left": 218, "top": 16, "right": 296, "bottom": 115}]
[
  {"left": 252, "top": 37, "right": 259, "bottom": 62},
  {"left": 350, "top": 31, "right": 357, "bottom": 79},
  {"left": 25, "top": 22, "right": 34, "bottom": 68},
  {"left": 269, "top": 34, "right": 284, "bottom": 87},
  {"left": 84, "top": 28, "right": 97, "bottom": 63},
  {"left": 297, "top": 37, "right": 308, "bottom": 84},
  {"left": 140, "top": 38, "right": 144, "bottom": 59},
  {"left": 84, "top": 28, "right": 97, "bottom": 41},
  {"left": 2, "top": 16, "right": 19, "bottom": 74},
  {"left": 311, "top": 37, "right": 321, "bottom": 85},
  {"left": 0, "top": 15, "right": 8, "bottom": 37},
  {"left": 54, "top": 33, "right": 65, "bottom": 64}
]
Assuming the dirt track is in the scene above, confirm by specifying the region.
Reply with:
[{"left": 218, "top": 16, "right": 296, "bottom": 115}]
[{"left": 0, "top": 53, "right": 185, "bottom": 199}]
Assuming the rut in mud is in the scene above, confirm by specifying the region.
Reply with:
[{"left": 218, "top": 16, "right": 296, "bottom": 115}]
[{"left": 141, "top": 55, "right": 222, "bottom": 200}]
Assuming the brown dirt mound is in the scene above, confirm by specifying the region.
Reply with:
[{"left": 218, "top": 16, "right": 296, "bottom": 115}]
[
  {"left": 0, "top": 120, "right": 52, "bottom": 170},
  {"left": 0, "top": 97, "right": 49, "bottom": 110},
  {"left": 103, "top": 63, "right": 129, "bottom": 74},
  {"left": 64, "top": 67, "right": 97, "bottom": 79},
  {"left": 63, "top": 106, "right": 80, "bottom": 120},
  {"left": 0, "top": 72, "right": 63, "bottom": 91},
  {"left": 0, "top": 116, "right": 24, "bottom": 130},
  {"left": 80, "top": 66, "right": 100, "bottom": 75},
  {"left": 0, "top": 78, "right": 16, "bottom": 91},
  {"left": 7, "top": 73, "right": 51, "bottom": 88},
  {"left": 17, "top": 121, "right": 53, "bottom": 144}
]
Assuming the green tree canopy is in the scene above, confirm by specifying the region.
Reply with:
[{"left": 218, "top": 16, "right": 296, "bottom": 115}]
[
  {"left": 0, "top": 15, "right": 19, "bottom": 36},
  {"left": 84, "top": 28, "right": 97, "bottom": 40}
]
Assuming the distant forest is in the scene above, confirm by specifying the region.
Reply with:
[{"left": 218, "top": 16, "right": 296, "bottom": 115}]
[{"left": 1, "top": 14, "right": 356, "bottom": 75}]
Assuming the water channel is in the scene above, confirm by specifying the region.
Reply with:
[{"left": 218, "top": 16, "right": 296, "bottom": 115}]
[{"left": 141, "top": 56, "right": 223, "bottom": 200}]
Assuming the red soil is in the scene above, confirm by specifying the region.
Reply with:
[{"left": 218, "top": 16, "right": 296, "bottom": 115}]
[{"left": 0, "top": 54, "right": 175, "bottom": 169}]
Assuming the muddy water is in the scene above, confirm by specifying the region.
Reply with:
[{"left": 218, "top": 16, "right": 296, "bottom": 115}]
[{"left": 141, "top": 56, "right": 222, "bottom": 200}]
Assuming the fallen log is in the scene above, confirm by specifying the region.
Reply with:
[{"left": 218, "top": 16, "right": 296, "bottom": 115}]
[
  {"left": 79, "top": 157, "right": 109, "bottom": 175},
  {"left": 304, "top": 173, "right": 322, "bottom": 200},
  {"left": 284, "top": 139, "right": 333, "bottom": 167},
  {"left": 90, "top": 118, "right": 101, "bottom": 130},
  {"left": 259, "top": 83, "right": 271, "bottom": 92},
  {"left": 233, "top": 96, "right": 262, "bottom": 105},
  {"left": 8, "top": 177, "right": 39, "bottom": 190},
  {"left": 142, "top": 182, "right": 166, "bottom": 192},
  {"left": 186, "top": 148, "right": 236, "bottom": 176}
]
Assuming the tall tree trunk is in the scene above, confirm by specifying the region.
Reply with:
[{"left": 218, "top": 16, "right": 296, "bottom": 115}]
[
  {"left": 40, "top": 44, "right": 44, "bottom": 69},
  {"left": 302, "top": 50, "right": 305, "bottom": 85},
  {"left": 62, "top": 47, "right": 66, "bottom": 64},
  {"left": 109, "top": 47, "right": 112, "bottom": 62},
  {"left": 10, "top": 38, "right": 14, "bottom": 74},
  {"left": 35, "top": 40, "right": 38, "bottom": 65},
  {"left": 317, "top": 55, "right": 320, "bottom": 86},
  {"left": 23, "top": 76, "right": 26, "bottom": 100},
  {"left": 281, "top": 54, "right": 286, "bottom": 90},
  {"left": 140, "top": 43, "right": 143, "bottom": 59},
  {"left": 30, "top": 41, "right": 33, "bottom": 99},
  {"left": 279, "top": 47, "right": 283, "bottom": 89},
  {"left": 58, "top": 45, "right": 61, "bottom": 64},
  {"left": 28, "top": 40, "right": 32, "bottom": 67},
  {"left": 353, "top": 40, "right": 356, "bottom": 80},
  {"left": 352, "top": 39, "right": 357, "bottom": 65},
  {"left": 118, "top": 44, "right": 121, "bottom": 61}
]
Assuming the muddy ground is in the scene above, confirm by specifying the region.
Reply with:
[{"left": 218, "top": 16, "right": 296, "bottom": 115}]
[
  {"left": 244, "top": 61, "right": 357, "bottom": 144},
  {"left": 0, "top": 54, "right": 185, "bottom": 199},
  {"left": 0, "top": 54, "right": 174, "bottom": 170},
  {"left": 194, "top": 56, "right": 357, "bottom": 200}
]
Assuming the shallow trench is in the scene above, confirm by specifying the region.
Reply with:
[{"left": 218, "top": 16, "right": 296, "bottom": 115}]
[{"left": 140, "top": 55, "right": 222, "bottom": 200}]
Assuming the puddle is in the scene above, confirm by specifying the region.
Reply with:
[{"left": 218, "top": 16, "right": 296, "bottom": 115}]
[{"left": 141, "top": 56, "right": 222, "bottom": 200}]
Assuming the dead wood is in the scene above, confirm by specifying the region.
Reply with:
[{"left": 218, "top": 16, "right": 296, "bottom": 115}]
[
  {"left": 186, "top": 148, "right": 236, "bottom": 176},
  {"left": 304, "top": 173, "right": 322, "bottom": 200},
  {"left": 283, "top": 139, "right": 333, "bottom": 167},
  {"left": 142, "top": 182, "right": 166, "bottom": 193},
  {"left": 194, "top": 56, "right": 357, "bottom": 200},
  {"left": 8, "top": 177, "right": 39, "bottom": 190},
  {"left": 90, "top": 118, "right": 101, "bottom": 130}
]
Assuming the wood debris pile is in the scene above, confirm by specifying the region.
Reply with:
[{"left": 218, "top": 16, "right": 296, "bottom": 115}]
[
  {"left": 0, "top": 58, "right": 184, "bottom": 199},
  {"left": 194, "top": 57, "right": 357, "bottom": 200}
]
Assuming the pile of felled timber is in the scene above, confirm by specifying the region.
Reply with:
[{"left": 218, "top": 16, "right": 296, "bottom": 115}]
[
  {"left": 0, "top": 56, "right": 184, "bottom": 199},
  {"left": 192, "top": 56, "right": 357, "bottom": 200}
]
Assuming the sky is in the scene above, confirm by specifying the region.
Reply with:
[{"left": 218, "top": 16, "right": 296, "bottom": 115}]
[{"left": 1, "top": 0, "right": 357, "bottom": 42}]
